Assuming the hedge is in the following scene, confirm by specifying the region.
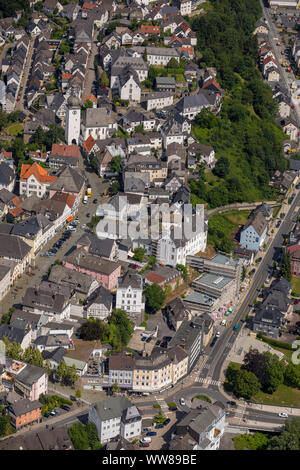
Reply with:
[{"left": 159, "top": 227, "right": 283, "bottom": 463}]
[{"left": 259, "top": 335, "right": 293, "bottom": 351}]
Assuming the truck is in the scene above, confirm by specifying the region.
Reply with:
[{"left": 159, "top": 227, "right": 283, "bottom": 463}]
[
  {"left": 86, "top": 185, "right": 91, "bottom": 197},
  {"left": 83, "top": 195, "right": 88, "bottom": 204}
]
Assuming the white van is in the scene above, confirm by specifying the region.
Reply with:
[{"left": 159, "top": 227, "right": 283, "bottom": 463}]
[{"left": 141, "top": 437, "right": 152, "bottom": 443}]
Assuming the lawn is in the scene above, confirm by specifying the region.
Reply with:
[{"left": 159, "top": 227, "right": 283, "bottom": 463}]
[
  {"left": 254, "top": 384, "right": 300, "bottom": 407},
  {"left": 292, "top": 277, "right": 300, "bottom": 296},
  {"left": 207, "top": 210, "right": 251, "bottom": 247},
  {"left": 4, "top": 123, "right": 23, "bottom": 136},
  {"left": 223, "top": 209, "right": 251, "bottom": 225}
]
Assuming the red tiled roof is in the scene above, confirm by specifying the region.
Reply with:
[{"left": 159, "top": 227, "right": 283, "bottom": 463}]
[
  {"left": 145, "top": 272, "right": 166, "bottom": 285},
  {"left": 83, "top": 135, "right": 95, "bottom": 153},
  {"left": 51, "top": 144, "right": 80, "bottom": 158},
  {"left": 11, "top": 196, "right": 21, "bottom": 207},
  {"left": 82, "top": 2, "right": 95, "bottom": 10},
  {"left": 84, "top": 93, "right": 97, "bottom": 104},
  {"left": 62, "top": 73, "right": 72, "bottom": 80},
  {"left": 20, "top": 162, "right": 56, "bottom": 184},
  {"left": 9, "top": 206, "right": 24, "bottom": 217},
  {"left": 202, "top": 78, "right": 223, "bottom": 93},
  {"left": 140, "top": 25, "right": 160, "bottom": 34},
  {"left": 0, "top": 148, "right": 12, "bottom": 159},
  {"left": 51, "top": 191, "right": 76, "bottom": 209}
]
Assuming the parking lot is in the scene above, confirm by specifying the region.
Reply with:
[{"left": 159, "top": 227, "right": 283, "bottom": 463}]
[{"left": 139, "top": 412, "right": 177, "bottom": 450}]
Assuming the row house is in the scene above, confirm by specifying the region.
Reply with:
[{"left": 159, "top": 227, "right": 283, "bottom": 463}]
[{"left": 141, "top": 91, "right": 174, "bottom": 111}]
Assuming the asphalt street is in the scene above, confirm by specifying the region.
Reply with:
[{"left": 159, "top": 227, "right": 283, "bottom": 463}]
[{"left": 199, "top": 190, "right": 300, "bottom": 386}]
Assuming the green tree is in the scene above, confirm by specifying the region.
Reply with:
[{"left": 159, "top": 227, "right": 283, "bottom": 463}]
[
  {"left": 68, "top": 423, "right": 89, "bottom": 450},
  {"left": 176, "top": 264, "right": 188, "bottom": 281},
  {"left": 144, "top": 284, "right": 166, "bottom": 314},
  {"left": 100, "top": 71, "right": 109, "bottom": 88},
  {"left": 112, "top": 382, "right": 120, "bottom": 394},
  {"left": 233, "top": 369, "right": 261, "bottom": 399},
  {"left": 268, "top": 417, "right": 300, "bottom": 450},
  {"left": 132, "top": 247, "right": 147, "bottom": 262},
  {"left": 280, "top": 252, "right": 292, "bottom": 282},
  {"left": 80, "top": 321, "right": 102, "bottom": 341},
  {"left": 84, "top": 99, "right": 94, "bottom": 109},
  {"left": 213, "top": 157, "right": 230, "bottom": 178},
  {"left": 110, "top": 155, "right": 121, "bottom": 173}
]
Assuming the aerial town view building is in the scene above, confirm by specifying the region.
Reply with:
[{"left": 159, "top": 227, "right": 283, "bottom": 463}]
[{"left": 1, "top": 0, "right": 300, "bottom": 457}]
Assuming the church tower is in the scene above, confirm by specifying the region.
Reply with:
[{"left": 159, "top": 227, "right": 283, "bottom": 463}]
[{"left": 65, "top": 90, "right": 81, "bottom": 145}]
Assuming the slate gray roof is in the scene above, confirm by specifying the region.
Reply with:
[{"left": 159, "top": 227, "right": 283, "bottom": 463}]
[
  {"left": 254, "top": 306, "right": 284, "bottom": 327},
  {"left": 48, "top": 264, "right": 95, "bottom": 295},
  {"left": 93, "top": 397, "right": 139, "bottom": 421},
  {"left": 0, "top": 162, "right": 15, "bottom": 187},
  {"left": 9, "top": 398, "right": 42, "bottom": 417},
  {"left": 49, "top": 166, "right": 85, "bottom": 194},
  {"left": 85, "top": 285, "right": 113, "bottom": 310},
  {"left": 76, "top": 232, "right": 115, "bottom": 258},
  {"left": 11, "top": 215, "right": 52, "bottom": 239},
  {"left": 15, "top": 364, "right": 46, "bottom": 386},
  {"left": 0, "top": 234, "right": 32, "bottom": 260},
  {"left": 65, "top": 247, "right": 120, "bottom": 275},
  {"left": 42, "top": 346, "right": 67, "bottom": 364},
  {"left": 177, "top": 90, "right": 217, "bottom": 111},
  {"left": 23, "top": 287, "right": 68, "bottom": 314},
  {"left": 0, "top": 324, "right": 28, "bottom": 344},
  {"left": 117, "top": 270, "right": 143, "bottom": 289}
]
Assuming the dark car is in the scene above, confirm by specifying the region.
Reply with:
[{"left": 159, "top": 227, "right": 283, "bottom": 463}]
[
  {"left": 70, "top": 396, "right": 77, "bottom": 402},
  {"left": 210, "top": 337, "right": 217, "bottom": 347},
  {"left": 163, "top": 336, "right": 172, "bottom": 343},
  {"left": 276, "top": 221, "right": 281, "bottom": 228},
  {"left": 146, "top": 337, "right": 152, "bottom": 343},
  {"left": 168, "top": 406, "right": 177, "bottom": 411},
  {"left": 93, "top": 199, "right": 98, "bottom": 204},
  {"left": 160, "top": 341, "right": 168, "bottom": 348},
  {"left": 227, "top": 401, "right": 237, "bottom": 407},
  {"left": 146, "top": 431, "right": 157, "bottom": 436},
  {"left": 155, "top": 339, "right": 161, "bottom": 346},
  {"left": 44, "top": 412, "right": 50, "bottom": 418},
  {"left": 155, "top": 423, "right": 164, "bottom": 429},
  {"left": 163, "top": 418, "right": 171, "bottom": 426},
  {"left": 86, "top": 213, "right": 91, "bottom": 217},
  {"left": 60, "top": 405, "right": 71, "bottom": 411}
]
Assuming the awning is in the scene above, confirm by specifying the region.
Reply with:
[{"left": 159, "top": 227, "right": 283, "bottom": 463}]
[{"left": 66, "top": 216, "right": 73, "bottom": 222}]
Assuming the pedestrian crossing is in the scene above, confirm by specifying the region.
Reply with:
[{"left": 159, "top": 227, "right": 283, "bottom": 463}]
[{"left": 198, "top": 377, "right": 221, "bottom": 387}]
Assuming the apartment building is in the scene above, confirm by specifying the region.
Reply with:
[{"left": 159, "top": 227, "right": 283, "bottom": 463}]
[{"left": 88, "top": 397, "right": 142, "bottom": 444}]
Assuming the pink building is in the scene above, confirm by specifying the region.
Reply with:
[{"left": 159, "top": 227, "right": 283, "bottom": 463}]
[
  {"left": 63, "top": 247, "right": 121, "bottom": 290},
  {"left": 5, "top": 362, "right": 48, "bottom": 401},
  {"left": 287, "top": 244, "right": 300, "bottom": 278}
]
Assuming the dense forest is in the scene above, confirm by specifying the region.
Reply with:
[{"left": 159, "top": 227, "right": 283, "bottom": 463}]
[
  {"left": 188, "top": 0, "right": 287, "bottom": 209},
  {"left": 0, "top": 0, "right": 29, "bottom": 18}
]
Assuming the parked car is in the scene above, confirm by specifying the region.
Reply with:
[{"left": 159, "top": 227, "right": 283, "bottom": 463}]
[
  {"left": 146, "top": 431, "right": 157, "bottom": 436},
  {"left": 276, "top": 221, "right": 281, "bottom": 228},
  {"left": 139, "top": 442, "right": 150, "bottom": 447},
  {"left": 70, "top": 396, "right": 77, "bottom": 402},
  {"left": 279, "top": 412, "right": 288, "bottom": 418},
  {"left": 141, "top": 336, "right": 147, "bottom": 341},
  {"left": 168, "top": 406, "right": 177, "bottom": 411},
  {"left": 155, "top": 339, "right": 161, "bottom": 346},
  {"left": 227, "top": 401, "right": 237, "bottom": 407},
  {"left": 180, "top": 397, "right": 185, "bottom": 406},
  {"left": 146, "top": 337, "right": 152, "bottom": 343},
  {"left": 60, "top": 405, "right": 71, "bottom": 411},
  {"left": 221, "top": 319, "right": 227, "bottom": 326},
  {"left": 163, "top": 418, "right": 171, "bottom": 426},
  {"left": 210, "top": 337, "right": 217, "bottom": 347},
  {"left": 128, "top": 263, "right": 139, "bottom": 269},
  {"left": 216, "top": 331, "right": 221, "bottom": 337},
  {"left": 155, "top": 423, "right": 164, "bottom": 429},
  {"left": 141, "top": 437, "right": 152, "bottom": 443},
  {"left": 50, "top": 410, "right": 56, "bottom": 416},
  {"left": 142, "top": 428, "right": 151, "bottom": 433}
]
